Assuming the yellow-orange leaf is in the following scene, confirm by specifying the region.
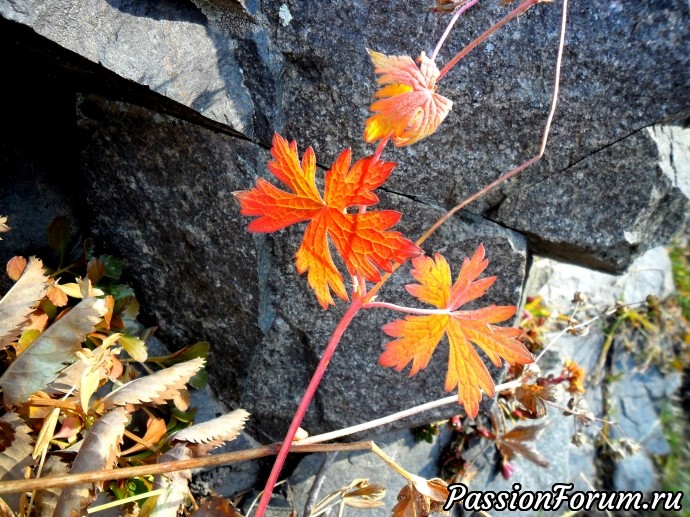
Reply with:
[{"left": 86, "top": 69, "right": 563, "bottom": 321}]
[
  {"left": 365, "top": 50, "right": 453, "bottom": 147},
  {"left": 234, "top": 133, "right": 421, "bottom": 308},
  {"left": 379, "top": 245, "right": 533, "bottom": 419}
]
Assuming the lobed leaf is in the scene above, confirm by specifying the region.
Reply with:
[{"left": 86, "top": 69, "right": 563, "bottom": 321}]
[
  {"left": 0, "top": 296, "right": 108, "bottom": 405},
  {"left": 0, "top": 257, "right": 49, "bottom": 350},
  {"left": 235, "top": 133, "right": 421, "bottom": 308},
  {"left": 380, "top": 246, "right": 533, "bottom": 419},
  {"left": 497, "top": 423, "right": 550, "bottom": 468},
  {"left": 365, "top": 50, "right": 453, "bottom": 147},
  {"left": 102, "top": 357, "right": 205, "bottom": 409},
  {"left": 173, "top": 408, "right": 249, "bottom": 447}
]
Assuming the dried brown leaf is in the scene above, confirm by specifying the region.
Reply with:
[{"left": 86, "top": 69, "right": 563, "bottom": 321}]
[
  {"left": 0, "top": 257, "right": 49, "bottom": 349},
  {"left": 0, "top": 496, "right": 15, "bottom": 517},
  {"left": 311, "top": 478, "right": 385, "bottom": 516},
  {"left": 514, "top": 384, "right": 562, "bottom": 419},
  {"left": 0, "top": 412, "right": 35, "bottom": 511},
  {"left": 391, "top": 477, "right": 449, "bottom": 517},
  {"left": 342, "top": 479, "right": 386, "bottom": 509},
  {"left": 6, "top": 257, "right": 26, "bottom": 282},
  {"left": 191, "top": 497, "right": 242, "bottom": 517},
  {"left": 53, "top": 407, "right": 129, "bottom": 517},
  {"left": 173, "top": 409, "right": 249, "bottom": 451},
  {"left": 121, "top": 416, "right": 167, "bottom": 456},
  {"left": 150, "top": 443, "right": 192, "bottom": 517},
  {"left": 35, "top": 455, "right": 71, "bottom": 517},
  {"left": 497, "top": 423, "right": 549, "bottom": 468},
  {"left": 0, "top": 216, "right": 9, "bottom": 237},
  {"left": 102, "top": 357, "right": 205, "bottom": 409},
  {"left": 0, "top": 297, "right": 107, "bottom": 405}
]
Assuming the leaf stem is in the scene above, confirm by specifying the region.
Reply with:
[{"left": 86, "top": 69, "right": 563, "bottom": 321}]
[
  {"left": 364, "top": 0, "right": 568, "bottom": 302},
  {"left": 363, "top": 300, "right": 451, "bottom": 316},
  {"left": 431, "top": 0, "right": 480, "bottom": 62},
  {"left": 254, "top": 296, "right": 364, "bottom": 517},
  {"left": 437, "top": 0, "right": 545, "bottom": 81}
]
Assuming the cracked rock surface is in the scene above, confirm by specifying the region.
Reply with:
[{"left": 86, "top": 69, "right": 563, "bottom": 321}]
[
  {"left": 2, "top": 0, "right": 689, "bottom": 440},
  {"left": 2, "top": 0, "right": 689, "bottom": 271},
  {"left": 76, "top": 96, "right": 528, "bottom": 436}
]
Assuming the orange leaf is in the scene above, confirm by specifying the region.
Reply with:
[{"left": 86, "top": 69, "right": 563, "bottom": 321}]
[
  {"left": 365, "top": 50, "right": 453, "bottom": 147},
  {"left": 6, "top": 256, "right": 27, "bottom": 281},
  {"left": 234, "top": 133, "right": 422, "bottom": 308},
  {"left": 379, "top": 245, "right": 533, "bottom": 419}
]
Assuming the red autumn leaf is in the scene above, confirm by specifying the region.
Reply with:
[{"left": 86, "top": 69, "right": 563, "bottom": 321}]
[
  {"left": 364, "top": 50, "right": 453, "bottom": 147},
  {"left": 379, "top": 245, "right": 534, "bottom": 419},
  {"left": 234, "top": 133, "right": 422, "bottom": 308}
]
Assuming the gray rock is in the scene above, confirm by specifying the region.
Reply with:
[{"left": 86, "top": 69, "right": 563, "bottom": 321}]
[
  {"left": 3, "top": 0, "right": 689, "bottom": 272},
  {"left": 144, "top": 338, "right": 263, "bottom": 498},
  {"left": 261, "top": 427, "right": 454, "bottom": 517},
  {"left": 77, "top": 95, "right": 528, "bottom": 438},
  {"left": 0, "top": 0, "right": 255, "bottom": 134},
  {"left": 525, "top": 246, "right": 676, "bottom": 311},
  {"left": 613, "top": 453, "right": 659, "bottom": 493},
  {"left": 520, "top": 246, "right": 683, "bottom": 497},
  {"left": 494, "top": 127, "right": 690, "bottom": 272},
  {"left": 609, "top": 347, "right": 682, "bottom": 458}
]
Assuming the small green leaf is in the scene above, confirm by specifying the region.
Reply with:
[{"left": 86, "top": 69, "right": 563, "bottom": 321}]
[
  {"left": 47, "top": 217, "right": 72, "bottom": 263},
  {"left": 100, "top": 255, "right": 123, "bottom": 280},
  {"left": 17, "top": 329, "right": 41, "bottom": 351},
  {"left": 165, "top": 342, "right": 211, "bottom": 365},
  {"left": 170, "top": 407, "right": 197, "bottom": 425},
  {"left": 39, "top": 299, "right": 57, "bottom": 319},
  {"left": 189, "top": 369, "right": 208, "bottom": 390}
]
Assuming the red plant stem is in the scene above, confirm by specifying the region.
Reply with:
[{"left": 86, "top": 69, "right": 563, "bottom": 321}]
[
  {"left": 431, "top": 0, "right": 480, "bottom": 62},
  {"left": 438, "top": 0, "right": 543, "bottom": 81},
  {"left": 254, "top": 296, "right": 364, "bottom": 517},
  {"left": 365, "top": 0, "right": 567, "bottom": 303}
]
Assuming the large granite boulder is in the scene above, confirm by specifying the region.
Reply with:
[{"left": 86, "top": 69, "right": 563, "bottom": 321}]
[
  {"left": 2, "top": 0, "right": 689, "bottom": 439},
  {"left": 76, "top": 95, "right": 528, "bottom": 437},
  {"left": 2, "top": 0, "right": 689, "bottom": 272}
]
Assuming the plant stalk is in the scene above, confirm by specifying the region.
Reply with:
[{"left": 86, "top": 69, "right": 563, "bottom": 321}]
[
  {"left": 437, "top": 0, "right": 544, "bottom": 81},
  {"left": 365, "top": 0, "right": 567, "bottom": 302},
  {"left": 431, "top": 0, "right": 480, "bottom": 62},
  {"left": 254, "top": 296, "right": 363, "bottom": 517}
]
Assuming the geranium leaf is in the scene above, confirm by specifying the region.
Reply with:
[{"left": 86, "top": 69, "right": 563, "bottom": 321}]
[
  {"left": 380, "top": 245, "right": 533, "bottom": 419},
  {"left": 235, "top": 133, "right": 421, "bottom": 308},
  {"left": 365, "top": 50, "right": 453, "bottom": 147}
]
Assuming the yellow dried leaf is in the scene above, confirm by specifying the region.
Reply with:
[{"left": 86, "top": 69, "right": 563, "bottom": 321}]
[{"left": 119, "top": 334, "right": 148, "bottom": 362}]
